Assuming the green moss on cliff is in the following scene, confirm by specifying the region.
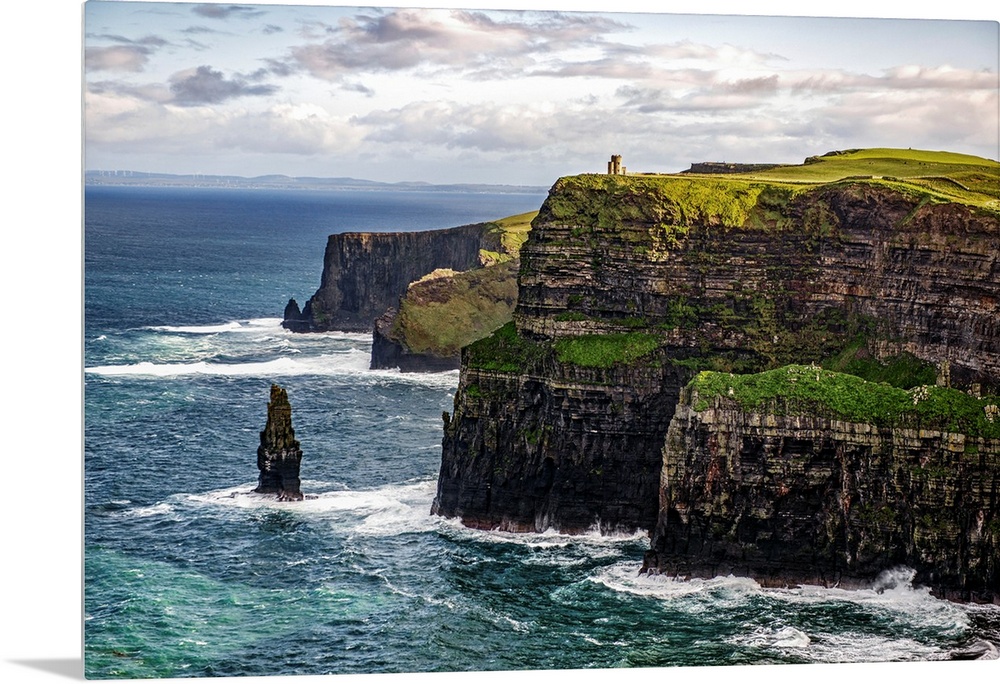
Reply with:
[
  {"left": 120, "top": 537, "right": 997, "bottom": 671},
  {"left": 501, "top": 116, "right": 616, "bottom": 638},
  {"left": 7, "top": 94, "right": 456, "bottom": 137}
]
[
  {"left": 489, "top": 211, "right": 537, "bottom": 254},
  {"left": 554, "top": 332, "right": 661, "bottom": 368},
  {"left": 821, "top": 337, "right": 937, "bottom": 389},
  {"left": 540, "top": 174, "right": 772, "bottom": 235},
  {"left": 391, "top": 260, "right": 519, "bottom": 356},
  {"left": 690, "top": 364, "right": 1000, "bottom": 438},
  {"left": 467, "top": 323, "right": 667, "bottom": 371},
  {"left": 466, "top": 321, "right": 547, "bottom": 373}
]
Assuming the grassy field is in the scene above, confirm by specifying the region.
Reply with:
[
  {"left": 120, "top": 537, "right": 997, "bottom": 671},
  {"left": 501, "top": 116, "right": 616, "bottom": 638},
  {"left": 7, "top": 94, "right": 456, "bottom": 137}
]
[
  {"left": 682, "top": 148, "right": 1000, "bottom": 210},
  {"left": 489, "top": 211, "right": 537, "bottom": 254}
]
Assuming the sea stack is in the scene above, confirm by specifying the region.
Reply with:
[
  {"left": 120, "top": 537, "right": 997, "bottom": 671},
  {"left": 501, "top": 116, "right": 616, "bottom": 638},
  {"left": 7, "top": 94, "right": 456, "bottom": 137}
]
[{"left": 255, "top": 384, "right": 303, "bottom": 501}]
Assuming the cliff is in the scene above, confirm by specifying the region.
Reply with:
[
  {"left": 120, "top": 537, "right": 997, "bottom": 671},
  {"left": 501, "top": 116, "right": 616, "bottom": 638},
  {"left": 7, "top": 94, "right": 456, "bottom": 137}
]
[
  {"left": 283, "top": 222, "right": 497, "bottom": 333},
  {"left": 434, "top": 324, "right": 683, "bottom": 532},
  {"left": 644, "top": 367, "right": 1000, "bottom": 603},
  {"left": 367, "top": 212, "right": 534, "bottom": 371},
  {"left": 433, "top": 149, "right": 1000, "bottom": 567},
  {"left": 285, "top": 212, "right": 536, "bottom": 372}
]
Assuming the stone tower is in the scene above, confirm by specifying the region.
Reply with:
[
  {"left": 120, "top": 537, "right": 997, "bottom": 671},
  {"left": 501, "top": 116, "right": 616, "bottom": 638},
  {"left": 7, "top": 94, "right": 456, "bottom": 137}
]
[
  {"left": 608, "top": 154, "right": 626, "bottom": 175},
  {"left": 255, "top": 383, "right": 303, "bottom": 501}
]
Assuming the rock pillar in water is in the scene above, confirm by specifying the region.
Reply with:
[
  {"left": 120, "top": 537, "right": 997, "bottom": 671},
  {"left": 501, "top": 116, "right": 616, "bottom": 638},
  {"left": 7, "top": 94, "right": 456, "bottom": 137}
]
[{"left": 255, "top": 384, "right": 303, "bottom": 501}]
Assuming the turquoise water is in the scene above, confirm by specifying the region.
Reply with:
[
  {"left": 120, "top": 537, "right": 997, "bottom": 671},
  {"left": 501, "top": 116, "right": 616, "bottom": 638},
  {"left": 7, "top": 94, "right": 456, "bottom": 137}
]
[{"left": 83, "top": 186, "right": 998, "bottom": 679}]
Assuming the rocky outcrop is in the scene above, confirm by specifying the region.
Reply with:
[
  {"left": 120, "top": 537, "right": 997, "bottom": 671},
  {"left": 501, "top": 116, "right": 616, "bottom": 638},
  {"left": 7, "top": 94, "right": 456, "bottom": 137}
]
[
  {"left": 643, "top": 373, "right": 1000, "bottom": 603},
  {"left": 255, "top": 384, "right": 303, "bottom": 501},
  {"left": 283, "top": 223, "right": 499, "bottom": 333},
  {"left": 282, "top": 298, "right": 309, "bottom": 333},
  {"left": 434, "top": 170, "right": 1000, "bottom": 543},
  {"left": 370, "top": 261, "right": 520, "bottom": 372},
  {"left": 372, "top": 307, "right": 463, "bottom": 372}
]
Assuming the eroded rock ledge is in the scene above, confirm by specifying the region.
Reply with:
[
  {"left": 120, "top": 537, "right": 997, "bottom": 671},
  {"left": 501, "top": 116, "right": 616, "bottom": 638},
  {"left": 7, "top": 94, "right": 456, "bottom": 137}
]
[{"left": 642, "top": 368, "right": 999, "bottom": 603}]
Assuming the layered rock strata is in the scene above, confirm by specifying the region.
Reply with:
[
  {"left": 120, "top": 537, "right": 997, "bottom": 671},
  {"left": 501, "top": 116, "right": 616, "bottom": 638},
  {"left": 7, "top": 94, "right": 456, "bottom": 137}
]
[
  {"left": 283, "top": 223, "right": 497, "bottom": 333},
  {"left": 515, "top": 177, "right": 1000, "bottom": 387},
  {"left": 644, "top": 378, "right": 1000, "bottom": 603},
  {"left": 435, "top": 342, "right": 684, "bottom": 533},
  {"left": 255, "top": 384, "right": 303, "bottom": 501},
  {"left": 434, "top": 173, "right": 1000, "bottom": 540}
]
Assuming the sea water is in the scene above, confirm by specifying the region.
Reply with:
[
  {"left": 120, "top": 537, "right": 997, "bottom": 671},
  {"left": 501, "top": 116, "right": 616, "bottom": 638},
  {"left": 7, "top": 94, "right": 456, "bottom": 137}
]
[{"left": 84, "top": 186, "right": 999, "bottom": 679}]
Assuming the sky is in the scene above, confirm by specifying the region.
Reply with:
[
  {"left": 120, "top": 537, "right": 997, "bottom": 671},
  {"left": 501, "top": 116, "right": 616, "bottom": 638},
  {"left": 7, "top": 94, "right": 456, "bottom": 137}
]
[{"left": 83, "top": 1, "right": 999, "bottom": 185}]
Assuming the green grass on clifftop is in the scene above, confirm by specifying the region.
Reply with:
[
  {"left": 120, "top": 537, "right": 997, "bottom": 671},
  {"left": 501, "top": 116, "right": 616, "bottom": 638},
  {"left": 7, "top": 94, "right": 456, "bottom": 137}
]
[
  {"left": 711, "top": 148, "right": 1000, "bottom": 210},
  {"left": 690, "top": 365, "right": 1000, "bottom": 438},
  {"left": 489, "top": 211, "right": 536, "bottom": 254}
]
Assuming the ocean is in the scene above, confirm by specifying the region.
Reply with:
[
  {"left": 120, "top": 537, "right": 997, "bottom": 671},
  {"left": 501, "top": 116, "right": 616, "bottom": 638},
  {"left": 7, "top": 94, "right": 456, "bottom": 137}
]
[{"left": 83, "top": 185, "right": 999, "bottom": 679}]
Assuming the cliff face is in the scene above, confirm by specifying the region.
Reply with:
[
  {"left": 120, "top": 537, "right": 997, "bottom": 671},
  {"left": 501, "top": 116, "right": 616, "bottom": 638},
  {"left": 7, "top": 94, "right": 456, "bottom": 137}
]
[
  {"left": 284, "top": 223, "right": 496, "bottom": 333},
  {"left": 434, "top": 172, "right": 1000, "bottom": 541},
  {"left": 515, "top": 178, "right": 1000, "bottom": 387},
  {"left": 435, "top": 337, "right": 683, "bottom": 532},
  {"left": 645, "top": 374, "right": 1000, "bottom": 603}
]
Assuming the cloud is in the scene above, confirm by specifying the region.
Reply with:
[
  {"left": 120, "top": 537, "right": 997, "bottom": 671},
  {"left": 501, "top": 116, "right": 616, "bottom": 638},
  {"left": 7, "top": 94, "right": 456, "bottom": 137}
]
[
  {"left": 87, "top": 79, "right": 172, "bottom": 104},
  {"left": 87, "top": 33, "right": 169, "bottom": 48},
  {"left": 182, "top": 26, "right": 221, "bottom": 35},
  {"left": 807, "top": 89, "right": 999, "bottom": 149},
  {"left": 191, "top": 4, "right": 264, "bottom": 20},
  {"left": 168, "top": 66, "right": 279, "bottom": 105},
  {"left": 84, "top": 34, "right": 169, "bottom": 72},
  {"left": 86, "top": 85, "right": 358, "bottom": 157},
  {"left": 789, "top": 65, "right": 997, "bottom": 94},
  {"left": 342, "top": 82, "right": 375, "bottom": 97},
  {"left": 86, "top": 45, "right": 153, "bottom": 72},
  {"left": 283, "top": 8, "right": 629, "bottom": 82},
  {"left": 262, "top": 24, "right": 283, "bottom": 35}
]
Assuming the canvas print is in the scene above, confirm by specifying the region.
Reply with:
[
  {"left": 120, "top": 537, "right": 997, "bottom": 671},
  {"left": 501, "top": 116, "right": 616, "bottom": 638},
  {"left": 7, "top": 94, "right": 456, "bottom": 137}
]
[{"left": 84, "top": 0, "right": 1000, "bottom": 679}]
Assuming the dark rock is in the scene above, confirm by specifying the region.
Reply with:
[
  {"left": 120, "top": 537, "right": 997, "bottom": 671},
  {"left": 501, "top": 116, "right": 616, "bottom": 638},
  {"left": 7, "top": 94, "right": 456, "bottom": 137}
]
[
  {"left": 433, "top": 345, "right": 685, "bottom": 534},
  {"left": 255, "top": 384, "right": 303, "bottom": 501},
  {"left": 643, "top": 387, "right": 1000, "bottom": 603},
  {"left": 284, "top": 223, "right": 500, "bottom": 333},
  {"left": 281, "top": 298, "right": 310, "bottom": 333}
]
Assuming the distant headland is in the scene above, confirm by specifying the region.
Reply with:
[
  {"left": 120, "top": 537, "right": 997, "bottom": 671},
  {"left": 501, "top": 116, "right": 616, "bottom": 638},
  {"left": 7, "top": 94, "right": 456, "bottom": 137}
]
[{"left": 83, "top": 169, "right": 547, "bottom": 195}]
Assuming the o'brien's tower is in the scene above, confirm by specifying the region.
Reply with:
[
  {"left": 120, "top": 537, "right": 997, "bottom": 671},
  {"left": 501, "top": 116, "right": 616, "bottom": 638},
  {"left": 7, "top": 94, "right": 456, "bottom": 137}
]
[{"left": 608, "top": 154, "right": 626, "bottom": 175}]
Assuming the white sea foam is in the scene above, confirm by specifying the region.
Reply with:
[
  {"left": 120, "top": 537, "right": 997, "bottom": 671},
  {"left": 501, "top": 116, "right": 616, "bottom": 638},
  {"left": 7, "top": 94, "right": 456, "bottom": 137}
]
[
  {"left": 182, "top": 479, "right": 440, "bottom": 535},
  {"left": 589, "top": 562, "right": 765, "bottom": 614},
  {"left": 122, "top": 502, "right": 177, "bottom": 519},
  {"left": 439, "top": 520, "right": 648, "bottom": 552},
  {"left": 734, "top": 630, "right": 946, "bottom": 663},
  {"left": 769, "top": 568, "right": 970, "bottom": 636},
  {"left": 148, "top": 321, "right": 248, "bottom": 334},
  {"left": 738, "top": 625, "right": 812, "bottom": 650},
  {"left": 85, "top": 350, "right": 372, "bottom": 377}
]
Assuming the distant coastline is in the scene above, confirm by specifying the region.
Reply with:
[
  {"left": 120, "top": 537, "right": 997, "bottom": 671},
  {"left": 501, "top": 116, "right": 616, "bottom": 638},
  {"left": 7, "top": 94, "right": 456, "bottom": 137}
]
[{"left": 84, "top": 170, "right": 548, "bottom": 195}]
